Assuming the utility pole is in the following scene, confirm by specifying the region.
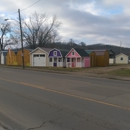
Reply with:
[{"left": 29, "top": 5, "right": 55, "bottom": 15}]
[
  {"left": 0, "top": 38, "right": 1, "bottom": 51},
  {"left": 120, "top": 41, "right": 122, "bottom": 53},
  {"left": 0, "top": 29, "right": 4, "bottom": 51},
  {"left": 18, "top": 9, "right": 24, "bottom": 69}
]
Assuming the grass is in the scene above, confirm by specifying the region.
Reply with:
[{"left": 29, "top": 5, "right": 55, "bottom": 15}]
[{"left": 108, "top": 68, "right": 130, "bottom": 77}]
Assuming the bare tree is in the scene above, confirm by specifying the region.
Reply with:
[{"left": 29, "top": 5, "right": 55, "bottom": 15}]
[
  {"left": 79, "top": 42, "right": 86, "bottom": 48},
  {"left": 20, "top": 12, "right": 61, "bottom": 49},
  {"left": 0, "top": 23, "right": 11, "bottom": 50}
]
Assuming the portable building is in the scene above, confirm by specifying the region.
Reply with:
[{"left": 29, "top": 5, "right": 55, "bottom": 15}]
[
  {"left": 86, "top": 50, "right": 96, "bottom": 67},
  {"left": 49, "top": 48, "right": 68, "bottom": 67},
  {"left": 30, "top": 47, "right": 51, "bottom": 67},
  {"left": 115, "top": 53, "right": 129, "bottom": 64},
  {"left": 91, "top": 50, "right": 109, "bottom": 67},
  {"left": 65, "top": 48, "right": 90, "bottom": 68},
  {"left": 109, "top": 50, "right": 115, "bottom": 65}
]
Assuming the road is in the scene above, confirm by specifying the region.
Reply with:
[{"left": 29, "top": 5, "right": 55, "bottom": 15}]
[{"left": 0, "top": 67, "right": 130, "bottom": 130}]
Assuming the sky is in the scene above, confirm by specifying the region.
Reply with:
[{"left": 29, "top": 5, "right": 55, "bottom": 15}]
[{"left": 0, "top": 0, "right": 130, "bottom": 47}]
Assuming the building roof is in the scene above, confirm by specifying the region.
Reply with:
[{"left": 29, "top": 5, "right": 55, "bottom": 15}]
[
  {"left": 60, "top": 50, "right": 69, "bottom": 57},
  {"left": 109, "top": 49, "right": 115, "bottom": 58},
  {"left": 115, "top": 53, "right": 129, "bottom": 57},
  {"left": 74, "top": 48, "right": 89, "bottom": 57},
  {"left": 109, "top": 49, "right": 115, "bottom": 55},
  {"left": 1, "top": 51, "right": 8, "bottom": 56},
  {"left": 87, "top": 50, "right": 107, "bottom": 56},
  {"left": 40, "top": 47, "right": 52, "bottom": 53},
  {"left": 85, "top": 50, "right": 92, "bottom": 55},
  {"left": 30, "top": 47, "right": 52, "bottom": 54}
]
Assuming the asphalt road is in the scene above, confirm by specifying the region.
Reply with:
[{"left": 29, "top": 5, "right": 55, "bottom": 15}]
[{"left": 0, "top": 67, "right": 130, "bottom": 130}]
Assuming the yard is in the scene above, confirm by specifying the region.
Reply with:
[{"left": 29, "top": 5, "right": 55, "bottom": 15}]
[
  {"left": 47, "top": 64, "right": 130, "bottom": 78},
  {"left": 1, "top": 64, "right": 130, "bottom": 78}
]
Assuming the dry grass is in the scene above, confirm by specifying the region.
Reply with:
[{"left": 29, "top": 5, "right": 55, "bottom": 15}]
[{"left": 108, "top": 68, "right": 130, "bottom": 77}]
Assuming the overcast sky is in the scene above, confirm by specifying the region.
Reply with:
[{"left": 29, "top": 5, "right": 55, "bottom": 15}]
[{"left": 0, "top": 0, "right": 130, "bottom": 47}]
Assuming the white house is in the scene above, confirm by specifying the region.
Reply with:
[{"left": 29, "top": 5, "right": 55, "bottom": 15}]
[{"left": 115, "top": 53, "right": 129, "bottom": 64}]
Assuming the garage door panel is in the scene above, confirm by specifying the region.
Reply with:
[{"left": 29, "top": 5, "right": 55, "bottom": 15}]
[{"left": 33, "top": 54, "right": 46, "bottom": 66}]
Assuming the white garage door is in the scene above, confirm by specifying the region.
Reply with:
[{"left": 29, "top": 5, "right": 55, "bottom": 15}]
[{"left": 33, "top": 54, "right": 46, "bottom": 66}]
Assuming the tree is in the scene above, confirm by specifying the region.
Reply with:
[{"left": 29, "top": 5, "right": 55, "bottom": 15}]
[
  {"left": 21, "top": 12, "right": 61, "bottom": 49},
  {"left": 79, "top": 42, "right": 86, "bottom": 48},
  {"left": 0, "top": 23, "right": 11, "bottom": 50},
  {"left": 68, "top": 39, "right": 74, "bottom": 47}
]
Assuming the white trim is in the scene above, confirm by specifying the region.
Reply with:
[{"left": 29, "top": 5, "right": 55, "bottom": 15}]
[
  {"left": 65, "top": 48, "right": 81, "bottom": 58},
  {"left": 65, "top": 48, "right": 74, "bottom": 58},
  {"left": 30, "top": 47, "right": 48, "bottom": 54},
  {"left": 115, "top": 53, "right": 128, "bottom": 58},
  {"left": 53, "top": 51, "right": 57, "bottom": 56}
]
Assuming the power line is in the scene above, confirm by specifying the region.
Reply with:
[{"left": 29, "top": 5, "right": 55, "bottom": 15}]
[
  {"left": 6, "top": 0, "right": 41, "bottom": 17},
  {"left": 21, "top": 0, "right": 41, "bottom": 11},
  {"left": 7, "top": 11, "right": 18, "bottom": 16}
]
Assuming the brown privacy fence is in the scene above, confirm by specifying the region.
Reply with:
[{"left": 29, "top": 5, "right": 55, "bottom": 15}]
[
  {"left": 16, "top": 49, "right": 30, "bottom": 66},
  {"left": 6, "top": 49, "right": 30, "bottom": 66},
  {"left": 89, "top": 52, "right": 96, "bottom": 67}
]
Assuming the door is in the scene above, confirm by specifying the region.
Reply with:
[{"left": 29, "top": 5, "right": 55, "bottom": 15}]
[
  {"left": 53, "top": 58, "right": 57, "bottom": 67},
  {"left": 72, "top": 58, "right": 75, "bottom": 67},
  {"left": 33, "top": 54, "right": 46, "bottom": 66}
]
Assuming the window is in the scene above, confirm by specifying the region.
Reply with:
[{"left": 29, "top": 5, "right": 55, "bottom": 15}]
[
  {"left": 67, "top": 58, "right": 70, "bottom": 62},
  {"left": 121, "top": 57, "right": 123, "bottom": 60},
  {"left": 77, "top": 58, "right": 80, "bottom": 62},
  {"left": 40, "top": 54, "right": 45, "bottom": 57},
  {"left": 53, "top": 51, "right": 57, "bottom": 56},
  {"left": 58, "top": 58, "right": 62, "bottom": 62},
  {"left": 34, "top": 54, "right": 39, "bottom": 57},
  {"left": 49, "top": 58, "right": 52, "bottom": 62},
  {"left": 72, "top": 51, "right": 74, "bottom": 55}
]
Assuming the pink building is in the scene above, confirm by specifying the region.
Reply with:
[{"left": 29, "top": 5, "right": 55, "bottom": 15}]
[{"left": 65, "top": 48, "right": 90, "bottom": 68}]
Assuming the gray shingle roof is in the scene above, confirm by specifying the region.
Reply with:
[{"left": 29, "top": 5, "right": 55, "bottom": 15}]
[{"left": 74, "top": 48, "right": 89, "bottom": 57}]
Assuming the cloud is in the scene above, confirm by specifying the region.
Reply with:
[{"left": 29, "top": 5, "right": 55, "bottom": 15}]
[{"left": 0, "top": 0, "right": 130, "bottom": 47}]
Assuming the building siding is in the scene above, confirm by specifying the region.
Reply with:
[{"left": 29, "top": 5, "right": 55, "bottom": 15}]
[
  {"left": 115, "top": 54, "right": 128, "bottom": 64},
  {"left": 49, "top": 49, "right": 61, "bottom": 57},
  {"left": 30, "top": 48, "right": 49, "bottom": 66}
]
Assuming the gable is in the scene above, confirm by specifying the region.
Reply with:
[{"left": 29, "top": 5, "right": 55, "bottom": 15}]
[
  {"left": 49, "top": 49, "right": 62, "bottom": 57},
  {"left": 116, "top": 53, "right": 128, "bottom": 58},
  {"left": 31, "top": 47, "right": 48, "bottom": 54},
  {"left": 66, "top": 48, "right": 81, "bottom": 58}
]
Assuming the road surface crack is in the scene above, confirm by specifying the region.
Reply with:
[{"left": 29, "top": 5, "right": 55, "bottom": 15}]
[
  {"left": 27, "top": 122, "right": 46, "bottom": 130},
  {"left": 27, "top": 117, "right": 60, "bottom": 130}
]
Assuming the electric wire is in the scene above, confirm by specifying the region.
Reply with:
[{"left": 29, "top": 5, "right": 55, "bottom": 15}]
[
  {"left": 6, "top": 0, "right": 41, "bottom": 17},
  {"left": 21, "top": 0, "right": 41, "bottom": 11}
]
